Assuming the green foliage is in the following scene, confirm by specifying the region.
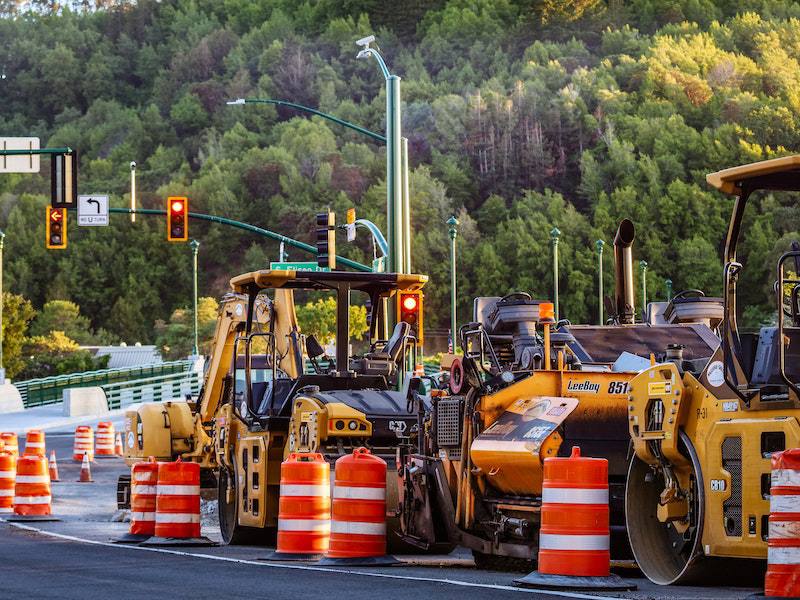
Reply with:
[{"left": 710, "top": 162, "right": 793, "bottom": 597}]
[
  {"left": 29, "top": 300, "right": 116, "bottom": 345},
  {"left": 295, "top": 296, "right": 368, "bottom": 345},
  {"left": 2, "top": 293, "right": 36, "bottom": 379},
  {"left": 1, "top": 0, "right": 797, "bottom": 341},
  {"left": 17, "top": 331, "right": 109, "bottom": 381},
  {"left": 154, "top": 297, "right": 220, "bottom": 360}
]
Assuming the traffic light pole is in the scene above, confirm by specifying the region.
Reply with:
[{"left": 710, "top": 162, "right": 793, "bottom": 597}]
[
  {"left": 107, "top": 208, "right": 372, "bottom": 272},
  {"left": 190, "top": 239, "right": 200, "bottom": 356}
]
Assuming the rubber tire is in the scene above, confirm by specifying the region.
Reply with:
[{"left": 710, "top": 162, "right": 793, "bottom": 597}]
[
  {"left": 218, "top": 464, "right": 273, "bottom": 546},
  {"left": 472, "top": 550, "right": 533, "bottom": 572}
]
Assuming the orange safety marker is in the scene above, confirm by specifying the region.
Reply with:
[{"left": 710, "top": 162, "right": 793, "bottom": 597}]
[
  {"left": 73, "top": 425, "right": 94, "bottom": 462},
  {"left": 95, "top": 422, "right": 115, "bottom": 456},
  {"left": 13, "top": 454, "right": 51, "bottom": 516},
  {"left": 0, "top": 433, "right": 18, "bottom": 458},
  {"left": 48, "top": 450, "right": 59, "bottom": 482},
  {"left": 266, "top": 452, "right": 331, "bottom": 560},
  {"left": 320, "top": 447, "right": 396, "bottom": 566},
  {"left": 77, "top": 452, "right": 93, "bottom": 483},
  {"left": 115, "top": 433, "right": 124, "bottom": 456},
  {"left": 0, "top": 451, "right": 16, "bottom": 514},
  {"left": 765, "top": 448, "right": 800, "bottom": 598},
  {"left": 24, "top": 430, "right": 45, "bottom": 457},
  {"left": 117, "top": 458, "right": 159, "bottom": 544},
  {"left": 515, "top": 447, "right": 634, "bottom": 591}
]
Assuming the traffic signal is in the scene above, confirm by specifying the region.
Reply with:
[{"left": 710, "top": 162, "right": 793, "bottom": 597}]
[
  {"left": 316, "top": 211, "right": 336, "bottom": 270},
  {"left": 397, "top": 290, "right": 423, "bottom": 343},
  {"left": 167, "top": 197, "right": 188, "bottom": 242},
  {"left": 46, "top": 207, "right": 67, "bottom": 249},
  {"left": 51, "top": 151, "right": 77, "bottom": 209}
]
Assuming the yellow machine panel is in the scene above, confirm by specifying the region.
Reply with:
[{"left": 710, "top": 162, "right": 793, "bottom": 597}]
[{"left": 124, "top": 401, "right": 194, "bottom": 464}]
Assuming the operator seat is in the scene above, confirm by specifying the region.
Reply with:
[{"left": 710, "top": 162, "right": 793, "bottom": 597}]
[{"left": 351, "top": 322, "right": 411, "bottom": 379}]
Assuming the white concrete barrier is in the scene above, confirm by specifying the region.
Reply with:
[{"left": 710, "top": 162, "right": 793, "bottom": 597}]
[
  {"left": 62, "top": 387, "right": 109, "bottom": 417},
  {"left": 0, "top": 383, "right": 23, "bottom": 414}
]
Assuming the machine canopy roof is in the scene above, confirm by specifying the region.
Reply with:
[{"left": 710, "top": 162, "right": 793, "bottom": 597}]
[
  {"left": 707, "top": 155, "right": 800, "bottom": 196},
  {"left": 230, "top": 269, "right": 427, "bottom": 295}
]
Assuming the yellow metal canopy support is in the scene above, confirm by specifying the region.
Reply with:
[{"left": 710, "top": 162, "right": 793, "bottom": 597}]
[{"left": 707, "top": 154, "right": 800, "bottom": 195}]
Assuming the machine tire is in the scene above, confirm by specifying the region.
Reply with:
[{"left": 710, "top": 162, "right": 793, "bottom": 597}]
[
  {"left": 218, "top": 464, "right": 271, "bottom": 546},
  {"left": 472, "top": 550, "right": 533, "bottom": 572}
]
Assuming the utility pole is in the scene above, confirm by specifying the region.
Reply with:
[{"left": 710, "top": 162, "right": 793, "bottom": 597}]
[
  {"left": 190, "top": 239, "right": 200, "bottom": 356},
  {"left": 0, "top": 229, "right": 5, "bottom": 383},
  {"left": 596, "top": 239, "right": 605, "bottom": 325},
  {"left": 447, "top": 216, "right": 459, "bottom": 353},
  {"left": 640, "top": 260, "right": 648, "bottom": 321},
  {"left": 130, "top": 161, "right": 136, "bottom": 223},
  {"left": 551, "top": 227, "right": 561, "bottom": 322}
]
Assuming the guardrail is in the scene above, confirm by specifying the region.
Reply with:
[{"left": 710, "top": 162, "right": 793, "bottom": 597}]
[
  {"left": 103, "top": 371, "right": 202, "bottom": 410},
  {"left": 15, "top": 360, "right": 194, "bottom": 408}
]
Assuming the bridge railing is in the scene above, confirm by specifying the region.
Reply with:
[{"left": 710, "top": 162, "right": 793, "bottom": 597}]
[
  {"left": 102, "top": 370, "right": 202, "bottom": 410},
  {"left": 15, "top": 360, "right": 194, "bottom": 408}
]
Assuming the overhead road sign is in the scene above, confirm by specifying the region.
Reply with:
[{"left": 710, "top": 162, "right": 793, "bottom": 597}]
[
  {"left": 269, "top": 261, "right": 330, "bottom": 272},
  {"left": 78, "top": 195, "right": 109, "bottom": 226},
  {"left": 0, "top": 137, "right": 40, "bottom": 173}
]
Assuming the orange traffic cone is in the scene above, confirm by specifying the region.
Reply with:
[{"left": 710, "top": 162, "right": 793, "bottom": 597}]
[
  {"left": 115, "top": 433, "right": 123, "bottom": 456},
  {"left": 77, "top": 452, "right": 93, "bottom": 483},
  {"left": 48, "top": 450, "right": 60, "bottom": 482}
]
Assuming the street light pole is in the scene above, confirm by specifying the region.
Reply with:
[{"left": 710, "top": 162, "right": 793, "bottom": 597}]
[
  {"left": 596, "top": 239, "right": 605, "bottom": 325},
  {"left": 0, "top": 229, "right": 5, "bottom": 383},
  {"left": 447, "top": 216, "right": 459, "bottom": 353},
  {"left": 665, "top": 278, "right": 673, "bottom": 302},
  {"left": 551, "top": 227, "right": 561, "bottom": 322},
  {"left": 640, "top": 260, "right": 648, "bottom": 321},
  {"left": 190, "top": 239, "right": 200, "bottom": 357}
]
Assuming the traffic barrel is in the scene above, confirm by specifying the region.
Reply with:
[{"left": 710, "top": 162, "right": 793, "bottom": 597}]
[
  {"left": 1, "top": 432, "right": 18, "bottom": 458},
  {"left": 0, "top": 452, "right": 16, "bottom": 514},
  {"left": 320, "top": 447, "right": 397, "bottom": 566},
  {"left": 24, "top": 430, "right": 45, "bottom": 457},
  {"left": 13, "top": 454, "right": 51, "bottom": 516},
  {"left": 515, "top": 447, "right": 634, "bottom": 591},
  {"left": 268, "top": 452, "right": 331, "bottom": 560},
  {"left": 765, "top": 448, "right": 800, "bottom": 598},
  {"left": 72, "top": 426, "right": 94, "bottom": 462},
  {"left": 95, "top": 422, "right": 115, "bottom": 457},
  {"left": 48, "top": 450, "right": 59, "bottom": 482},
  {"left": 117, "top": 458, "right": 159, "bottom": 543}
]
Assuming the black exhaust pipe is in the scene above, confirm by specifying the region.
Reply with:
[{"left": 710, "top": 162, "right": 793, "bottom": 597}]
[{"left": 614, "top": 219, "right": 636, "bottom": 324}]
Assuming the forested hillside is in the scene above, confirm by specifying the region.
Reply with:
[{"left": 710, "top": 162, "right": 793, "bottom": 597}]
[{"left": 1, "top": 0, "right": 799, "bottom": 365}]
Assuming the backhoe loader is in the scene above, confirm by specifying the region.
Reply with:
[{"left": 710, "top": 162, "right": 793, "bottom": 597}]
[
  {"left": 394, "top": 220, "right": 722, "bottom": 569},
  {"left": 121, "top": 267, "right": 427, "bottom": 545},
  {"left": 626, "top": 155, "right": 800, "bottom": 585}
]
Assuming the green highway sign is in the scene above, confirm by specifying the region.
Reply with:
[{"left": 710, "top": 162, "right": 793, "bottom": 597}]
[{"left": 270, "top": 261, "right": 330, "bottom": 272}]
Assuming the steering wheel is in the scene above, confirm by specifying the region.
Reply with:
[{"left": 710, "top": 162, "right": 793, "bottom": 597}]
[
  {"left": 672, "top": 289, "right": 705, "bottom": 301},
  {"left": 500, "top": 292, "right": 532, "bottom": 303}
]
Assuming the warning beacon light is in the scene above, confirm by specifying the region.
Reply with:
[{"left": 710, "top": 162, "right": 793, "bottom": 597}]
[
  {"left": 167, "top": 197, "right": 188, "bottom": 242},
  {"left": 397, "top": 290, "right": 423, "bottom": 343}
]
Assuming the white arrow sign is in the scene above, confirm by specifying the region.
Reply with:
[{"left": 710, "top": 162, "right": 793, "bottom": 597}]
[{"left": 78, "top": 194, "right": 109, "bottom": 226}]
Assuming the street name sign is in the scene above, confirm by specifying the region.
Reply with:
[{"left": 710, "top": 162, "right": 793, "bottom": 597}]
[
  {"left": 78, "top": 194, "right": 109, "bottom": 226},
  {"left": 270, "top": 261, "right": 330, "bottom": 272}
]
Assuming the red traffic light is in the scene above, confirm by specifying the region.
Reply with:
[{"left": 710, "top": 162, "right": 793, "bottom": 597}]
[
  {"left": 166, "top": 196, "right": 188, "bottom": 242},
  {"left": 397, "top": 291, "right": 423, "bottom": 343},
  {"left": 402, "top": 295, "right": 418, "bottom": 312}
]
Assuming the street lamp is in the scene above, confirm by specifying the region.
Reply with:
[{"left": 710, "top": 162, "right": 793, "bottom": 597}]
[
  {"left": 190, "top": 239, "right": 200, "bottom": 357},
  {"left": 447, "top": 216, "right": 459, "bottom": 353},
  {"left": 595, "top": 239, "right": 605, "bottom": 325},
  {"left": 550, "top": 227, "right": 561, "bottom": 322},
  {"left": 639, "top": 260, "right": 648, "bottom": 321},
  {"left": 665, "top": 278, "right": 673, "bottom": 302},
  {"left": 356, "top": 35, "right": 405, "bottom": 275}
]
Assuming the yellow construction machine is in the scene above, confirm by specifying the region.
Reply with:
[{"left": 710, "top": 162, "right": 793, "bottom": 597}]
[
  {"left": 121, "top": 267, "right": 428, "bottom": 545},
  {"left": 395, "top": 220, "right": 723, "bottom": 569},
  {"left": 626, "top": 155, "right": 800, "bottom": 585}
]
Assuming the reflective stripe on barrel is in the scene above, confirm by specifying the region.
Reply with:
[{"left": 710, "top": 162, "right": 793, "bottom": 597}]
[
  {"left": 766, "top": 448, "right": 800, "bottom": 598},
  {"left": 0, "top": 452, "right": 16, "bottom": 513},
  {"left": 154, "top": 461, "right": 201, "bottom": 539},
  {"left": 327, "top": 447, "right": 387, "bottom": 559},
  {"left": 277, "top": 452, "right": 331, "bottom": 555},
  {"left": 538, "top": 446, "right": 610, "bottom": 577},
  {"left": 95, "top": 422, "right": 116, "bottom": 456},
  {"left": 24, "top": 430, "right": 46, "bottom": 457},
  {"left": 72, "top": 426, "right": 94, "bottom": 462},
  {"left": 130, "top": 459, "right": 159, "bottom": 536},
  {"left": 13, "top": 454, "right": 51, "bottom": 516},
  {"left": 1, "top": 433, "right": 18, "bottom": 458}
]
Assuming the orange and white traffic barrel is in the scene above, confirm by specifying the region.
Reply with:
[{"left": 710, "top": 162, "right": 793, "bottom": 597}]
[
  {"left": 515, "top": 447, "right": 633, "bottom": 591},
  {"left": 271, "top": 452, "right": 331, "bottom": 559},
  {"left": 95, "top": 422, "right": 116, "bottom": 457},
  {"left": 1, "top": 433, "right": 18, "bottom": 458},
  {"left": 153, "top": 460, "right": 201, "bottom": 539},
  {"left": 13, "top": 454, "right": 51, "bottom": 516},
  {"left": 0, "top": 452, "right": 16, "bottom": 514},
  {"left": 322, "top": 447, "right": 396, "bottom": 565},
  {"left": 24, "top": 430, "right": 45, "bottom": 457},
  {"left": 765, "top": 448, "right": 800, "bottom": 598},
  {"left": 72, "top": 425, "right": 94, "bottom": 462},
  {"left": 117, "top": 458, "right": 160, "bottom": 543}
]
